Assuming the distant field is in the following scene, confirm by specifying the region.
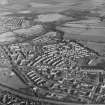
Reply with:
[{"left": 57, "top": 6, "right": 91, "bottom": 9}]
[{"left": 0, "top": 0, "right": 105, "bottom": 13}]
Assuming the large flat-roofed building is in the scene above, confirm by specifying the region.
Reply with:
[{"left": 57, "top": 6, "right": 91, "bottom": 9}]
[
  {"left": 80, "top": 66, "right": 105, "bottom": 84},
  {"left": 80, "top": 66, "right": 105, "bottom": 73}
]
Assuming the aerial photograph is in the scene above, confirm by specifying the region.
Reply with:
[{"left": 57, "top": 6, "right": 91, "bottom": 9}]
[{"left": 0, "top": 0, "right": 105, "bottom": 105}]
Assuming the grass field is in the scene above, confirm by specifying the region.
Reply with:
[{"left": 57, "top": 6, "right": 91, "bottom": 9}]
[{"left": 0, "top": 67, "right": 27, "bottom": 90}]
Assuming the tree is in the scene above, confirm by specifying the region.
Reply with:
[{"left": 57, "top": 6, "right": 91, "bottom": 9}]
[{"left": 96, "top": 59, "right": 105, "bottom": 69}]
